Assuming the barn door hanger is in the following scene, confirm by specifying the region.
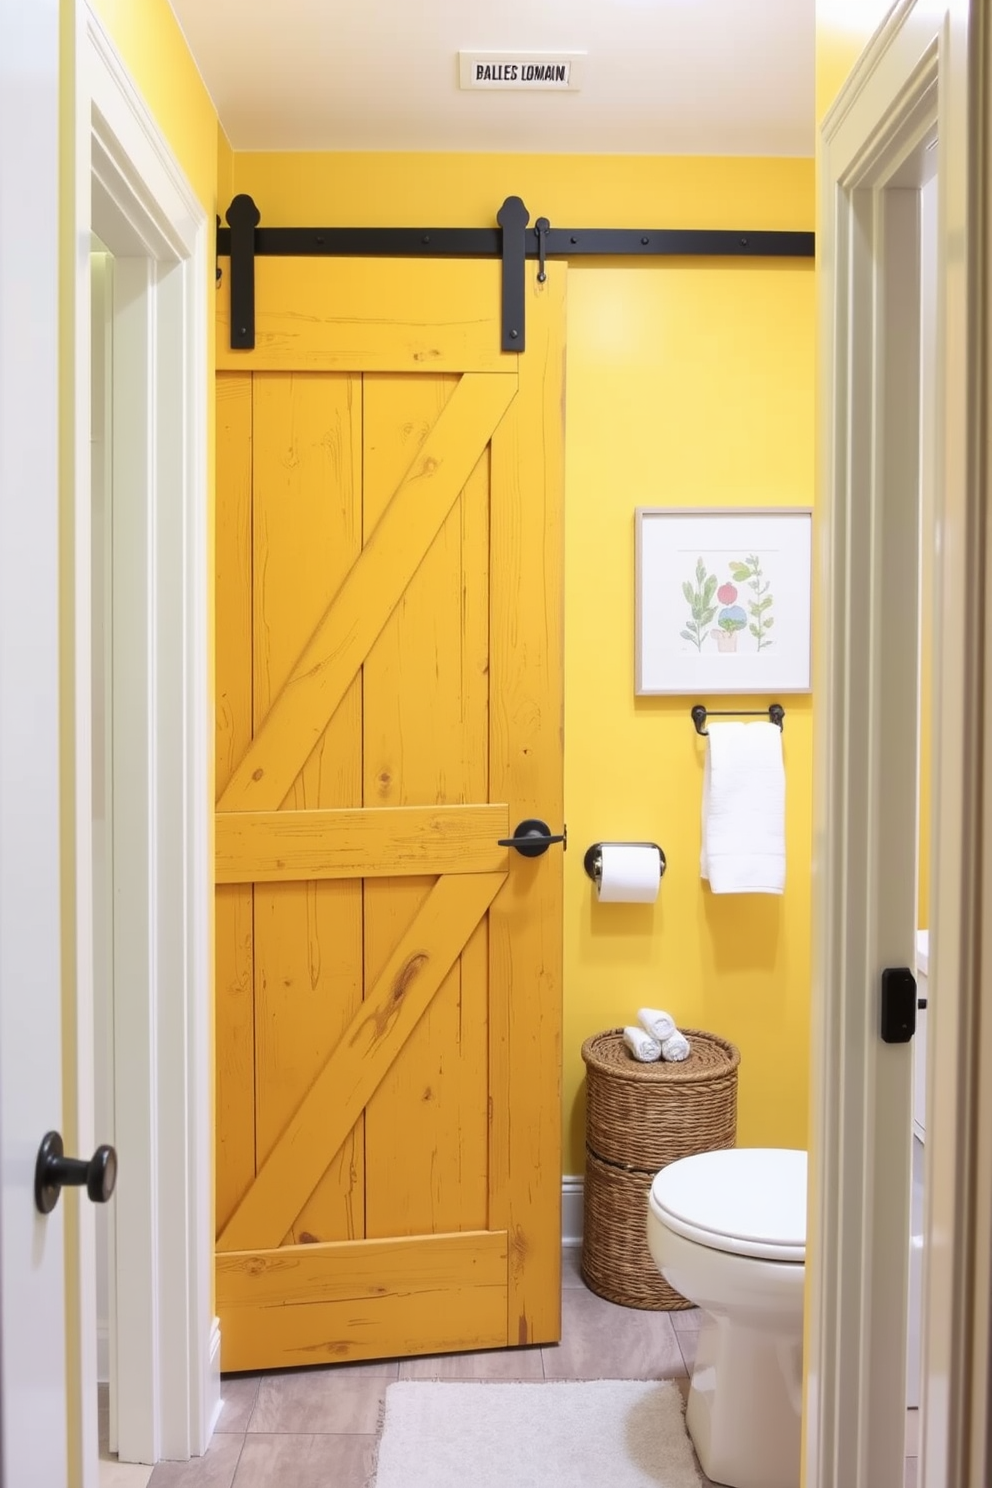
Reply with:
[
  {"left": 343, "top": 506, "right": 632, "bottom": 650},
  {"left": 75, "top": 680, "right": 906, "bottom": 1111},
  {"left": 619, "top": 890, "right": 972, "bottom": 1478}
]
[
  {"left": 220, "top": 191, "right": 542, "bottom": 353},
  {"left": 216, "top": 194, "right": 815, "bottom": 354}
]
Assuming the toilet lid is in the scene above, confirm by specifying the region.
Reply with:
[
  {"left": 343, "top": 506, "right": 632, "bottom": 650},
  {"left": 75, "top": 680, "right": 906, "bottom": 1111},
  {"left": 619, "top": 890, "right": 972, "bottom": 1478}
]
[{"left": 649, "top": 1148, "right": 806, "bottom": 1262}]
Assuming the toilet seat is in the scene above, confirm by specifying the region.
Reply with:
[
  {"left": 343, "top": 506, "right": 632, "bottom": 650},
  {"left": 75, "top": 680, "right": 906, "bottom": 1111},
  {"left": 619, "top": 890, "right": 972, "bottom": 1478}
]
[{"left": 650, "top": 1148, "right": 806, "bottom": 1263}]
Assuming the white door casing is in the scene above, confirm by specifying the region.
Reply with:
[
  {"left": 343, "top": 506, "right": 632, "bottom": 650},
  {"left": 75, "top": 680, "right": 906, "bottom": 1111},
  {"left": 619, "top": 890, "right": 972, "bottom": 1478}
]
[
  {"left": 82, "top": 3, "right": 215, "bottom": 1466},
  {"left": 0, "top": 0, "right": 78, "bottom": 1483},
  {"left": 813, "top": 2, "right": 984, "bottom": 1486},
  {"left": 90, "top": 245, "right": 117, "bottom": 1402}
]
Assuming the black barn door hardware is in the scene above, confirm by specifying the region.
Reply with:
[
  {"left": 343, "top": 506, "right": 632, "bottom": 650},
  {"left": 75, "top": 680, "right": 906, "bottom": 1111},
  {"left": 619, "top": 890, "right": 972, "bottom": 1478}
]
[
  {"left": 498, "top": 819, "right": 567, "bottom": 857},
  {"left": 226, "top": 194, "right": 262, "bottom": 350},
  {"left": 496, "top": 195, "right": 530, "bottom": 349},
  {"left": 217, "top": 194, "right": 815, "bottom": 353}
]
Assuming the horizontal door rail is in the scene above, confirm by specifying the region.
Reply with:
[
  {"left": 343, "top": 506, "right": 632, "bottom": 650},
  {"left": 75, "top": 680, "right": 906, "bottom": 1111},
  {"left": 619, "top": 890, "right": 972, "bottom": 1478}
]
[
  {"left": 217, "top": 192, "right": 815, "bottom": 354},
  {"left": 215, "top": 804, "right": 510, "bottom": 882}
]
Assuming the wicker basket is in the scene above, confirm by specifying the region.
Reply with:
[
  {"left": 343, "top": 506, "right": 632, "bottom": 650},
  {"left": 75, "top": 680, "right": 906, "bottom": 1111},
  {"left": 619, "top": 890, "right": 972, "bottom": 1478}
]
[{"left": 580, "top": 1027, "right": 740, "bottom": 1310}]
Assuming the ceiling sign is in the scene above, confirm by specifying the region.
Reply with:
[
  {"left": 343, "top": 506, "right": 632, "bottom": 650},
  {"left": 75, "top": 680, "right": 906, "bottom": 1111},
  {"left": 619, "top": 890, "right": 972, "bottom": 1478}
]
[{"left": 458, "top": 52, "right": 585, "bottom": 91}]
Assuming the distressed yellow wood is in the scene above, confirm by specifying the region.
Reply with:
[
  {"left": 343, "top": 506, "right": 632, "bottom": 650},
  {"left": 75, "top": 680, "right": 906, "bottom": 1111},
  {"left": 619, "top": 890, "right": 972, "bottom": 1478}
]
[
  {"left": 215, "top": 803, "right": 510, "bottom": 883},
  {"left": 215, "top": 374, "right": 255, "bottom": 1233},
  {"left": 217, "top": 1229, "right": 507, "bottom": 1307},
  {"left": 487, "top": 265, "right": 566, "bottom": 1344},
  {"left": 217, "top": 871, "right": 505, "bottom": 1253},
  {"left": 215, "top": 375, "right": 253, "bottom": 795},
  {"left": 216, "top": 1231, "right": 508, "bottom": 1373},
  {"left": 217, "top": 257, "right": 511, "bottom": 374},
  {"left": 214, "top": 259, "right": 565, "bottom": 1371},
  {"left": 217, "top": 371, "right": 516, "bottom": 814},
  {"left": 363, "top": 373, "right": 491, "bottom": 1240},
  {"left": 250, "top": 372, "right": 365, "bottom": 1246},
  {"left": 215, "top": 887, "right": 254, "bottom": 1235},
  {"left": 366, "top": 913, "right": 491, "bottom": 1239}
]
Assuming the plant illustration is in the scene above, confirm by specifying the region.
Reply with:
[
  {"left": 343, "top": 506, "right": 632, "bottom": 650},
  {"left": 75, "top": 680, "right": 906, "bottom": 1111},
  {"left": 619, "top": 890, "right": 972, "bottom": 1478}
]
[
  {"left": 729, "top": 554, "right": 775, "bottom": 650},
  {"left": 712, "top": 581, "right": 748, "bottom": 651},
  {"left": 680, "top": 558, "right": 718, "bottom": 652}
]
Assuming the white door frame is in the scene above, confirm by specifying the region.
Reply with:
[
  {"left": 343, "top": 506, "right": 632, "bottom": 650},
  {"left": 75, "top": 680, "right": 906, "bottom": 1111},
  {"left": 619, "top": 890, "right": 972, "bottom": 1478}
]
[
  {"left": 78, "top": 4, "right": 215, "bottom": 1464},
  {"left": 812, "top": 1, "right": 983, "bottom": 1484}
]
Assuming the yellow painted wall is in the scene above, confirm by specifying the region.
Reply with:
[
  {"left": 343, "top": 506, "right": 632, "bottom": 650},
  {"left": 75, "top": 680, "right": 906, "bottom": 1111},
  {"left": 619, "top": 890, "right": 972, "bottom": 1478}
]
[
  {"left": 218, "top": 124, "right": 234, "bottom": 217},
  {"left": 816, "top": 3, "right": 895, "bottom": 122},
  {"left": 231, "top": 152, "right": 816, "bottom": 1172},
  {"left": 89, "top": 0, "right": 219, "bottom": 211}
]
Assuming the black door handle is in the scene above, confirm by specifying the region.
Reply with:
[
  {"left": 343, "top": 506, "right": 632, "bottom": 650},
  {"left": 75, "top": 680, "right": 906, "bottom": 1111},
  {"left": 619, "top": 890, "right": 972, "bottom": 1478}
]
[
  {"left": 35, "top": 1131, "right": 117, "bottom": 1215},
  {"left": 497, "top": 818, "right": 567, "bottom": 858}
]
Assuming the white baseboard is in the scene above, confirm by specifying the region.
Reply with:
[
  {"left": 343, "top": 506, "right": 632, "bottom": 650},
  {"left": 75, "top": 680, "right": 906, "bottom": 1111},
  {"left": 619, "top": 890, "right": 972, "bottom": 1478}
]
[
  {"left": 562, "top": 1175, "right": 584, "bottom": 1247},
  {"left": 97, "top": 1319, "right": 110, "bottom": 1384},
  {"left": 206, "top": 1318, "right": 223, "bottom": 1442}
]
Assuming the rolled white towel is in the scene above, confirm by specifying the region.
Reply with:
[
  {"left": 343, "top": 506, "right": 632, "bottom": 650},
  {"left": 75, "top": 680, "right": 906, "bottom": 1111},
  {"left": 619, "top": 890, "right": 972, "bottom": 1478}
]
[
  {"left": 660, "top": 1031, "right": 691, "bottom": 1063},
  {"left": 638, "top": 1007, "right": 676, "bottom": 1043},
  {"left": 623, "top": 1026, "right": 662, "bottom": 1062}
]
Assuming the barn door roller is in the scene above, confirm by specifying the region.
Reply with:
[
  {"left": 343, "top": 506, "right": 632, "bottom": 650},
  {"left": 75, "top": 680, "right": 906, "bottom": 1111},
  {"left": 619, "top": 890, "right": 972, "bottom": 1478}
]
[{"left": 216, "top": 193, "right": 815, "bottom": 354}]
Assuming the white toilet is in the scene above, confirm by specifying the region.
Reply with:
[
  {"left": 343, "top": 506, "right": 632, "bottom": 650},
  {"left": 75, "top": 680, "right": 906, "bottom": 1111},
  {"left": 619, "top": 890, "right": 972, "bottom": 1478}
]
[{"left": 647, "top": 1147, "right": 807, "bottom": 1488}]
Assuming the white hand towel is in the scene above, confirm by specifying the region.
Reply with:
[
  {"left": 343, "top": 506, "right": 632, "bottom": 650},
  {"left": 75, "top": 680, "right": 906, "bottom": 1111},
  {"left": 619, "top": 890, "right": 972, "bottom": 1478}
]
[
  {"left": 623, "top": 1026, "right": 662, "bottom": 1062},
  {"left": 638, "top": 1007, "right": 676, "bottom": 1043},
  {"left": 660, "top": 1031, "right": 691, "bottom": 1062},
  {"left": 701, "top": 721, "right": 786, "bottom": 894}
]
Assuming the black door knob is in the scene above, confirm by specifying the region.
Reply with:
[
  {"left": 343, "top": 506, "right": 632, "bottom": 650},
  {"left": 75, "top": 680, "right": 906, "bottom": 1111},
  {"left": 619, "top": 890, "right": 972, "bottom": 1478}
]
[
  {"left": 34, "top": 1131, "right": 117, "bottom": 1215},
  {"left": 497, "top": 818, "right": 567, "bottom": 858}
]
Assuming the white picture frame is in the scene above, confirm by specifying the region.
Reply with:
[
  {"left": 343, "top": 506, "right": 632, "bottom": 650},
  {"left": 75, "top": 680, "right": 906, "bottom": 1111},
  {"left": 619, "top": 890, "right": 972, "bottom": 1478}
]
[{"left": 635, "top": 506, "right": 813, "bottom": 695}]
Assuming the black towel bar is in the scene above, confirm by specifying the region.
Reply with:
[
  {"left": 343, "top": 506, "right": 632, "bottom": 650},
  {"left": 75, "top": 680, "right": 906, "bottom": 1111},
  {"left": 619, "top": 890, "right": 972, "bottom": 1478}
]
[{"left": 691, "top": 704, "right": 785, "bottom": 736}]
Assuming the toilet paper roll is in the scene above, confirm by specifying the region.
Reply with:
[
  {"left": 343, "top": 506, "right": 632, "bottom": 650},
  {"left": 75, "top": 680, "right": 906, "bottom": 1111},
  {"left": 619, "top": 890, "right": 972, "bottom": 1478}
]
[{"left": 596, "top": 843, "right": 661, "bottom": 903}]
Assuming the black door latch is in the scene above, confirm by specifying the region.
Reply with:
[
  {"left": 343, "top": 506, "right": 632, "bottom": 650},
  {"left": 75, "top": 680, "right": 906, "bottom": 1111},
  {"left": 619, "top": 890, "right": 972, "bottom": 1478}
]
[{"left": 880, "top": 966, "right": 918, "bottom": 1044}]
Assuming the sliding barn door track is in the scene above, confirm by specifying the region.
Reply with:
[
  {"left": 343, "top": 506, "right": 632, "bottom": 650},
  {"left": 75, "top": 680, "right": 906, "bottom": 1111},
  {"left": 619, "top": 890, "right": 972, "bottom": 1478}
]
[{"left": 216, "top": 192, "right": 815, "bottom": 353}]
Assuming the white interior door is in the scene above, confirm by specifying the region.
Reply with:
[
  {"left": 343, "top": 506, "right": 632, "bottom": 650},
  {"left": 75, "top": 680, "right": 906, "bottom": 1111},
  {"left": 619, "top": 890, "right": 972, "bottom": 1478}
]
[{"left": 0, "top": 3, "right": 94, "bottom": 1486}]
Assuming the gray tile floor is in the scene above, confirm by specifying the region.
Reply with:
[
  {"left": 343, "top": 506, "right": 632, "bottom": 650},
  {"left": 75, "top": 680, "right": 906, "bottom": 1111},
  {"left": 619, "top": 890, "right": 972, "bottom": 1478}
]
[{"left": 99, "top": 1246, "right": 920, "bottom": 1487}]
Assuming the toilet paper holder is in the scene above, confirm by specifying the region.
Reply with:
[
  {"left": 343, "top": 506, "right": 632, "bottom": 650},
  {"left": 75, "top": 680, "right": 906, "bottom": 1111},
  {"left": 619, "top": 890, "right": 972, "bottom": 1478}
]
[{"left": 583, "top": 841, "right": 667, "bottom": 885}]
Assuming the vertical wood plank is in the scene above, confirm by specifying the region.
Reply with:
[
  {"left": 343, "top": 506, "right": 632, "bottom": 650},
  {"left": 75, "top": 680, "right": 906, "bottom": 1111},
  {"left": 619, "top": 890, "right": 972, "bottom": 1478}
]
[
  {"left": 251, "top": 372, "right": 365, "bottom": 1245},
  {"left": 362, "top": 374, "right": 490, "bottom": 1238},
  {"left": 215, "top": 373, "right": 255, "bottom": 1232},
  {"left": 488, "top": 266, "right": 565, "bottom": 1344}
]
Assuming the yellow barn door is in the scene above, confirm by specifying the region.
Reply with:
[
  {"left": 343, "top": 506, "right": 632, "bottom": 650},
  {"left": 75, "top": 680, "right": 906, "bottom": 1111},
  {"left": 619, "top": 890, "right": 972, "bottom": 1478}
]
[{"left": 214, "top": 256, "right": 565, "bottom": 1372}]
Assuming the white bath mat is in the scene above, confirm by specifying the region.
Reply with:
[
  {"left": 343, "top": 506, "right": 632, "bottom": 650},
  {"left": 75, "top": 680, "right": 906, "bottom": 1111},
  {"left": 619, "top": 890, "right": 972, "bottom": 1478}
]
[{"left": 370, "top": 1379, "right": 704, "bottom": 1488}]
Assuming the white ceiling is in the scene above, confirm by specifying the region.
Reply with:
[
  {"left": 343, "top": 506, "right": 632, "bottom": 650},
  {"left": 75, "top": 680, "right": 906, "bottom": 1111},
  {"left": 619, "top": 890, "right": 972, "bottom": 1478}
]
[{"left": 168, "top": 0, "right": 815, "bottom": 157}]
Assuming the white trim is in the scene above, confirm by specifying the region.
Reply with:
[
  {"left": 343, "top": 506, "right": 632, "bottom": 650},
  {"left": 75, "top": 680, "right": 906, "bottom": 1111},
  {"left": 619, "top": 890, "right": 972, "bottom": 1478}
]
[
  {"left": 561, "top": 1176, "right": 584, "bottom": 1247},
  {"left": 207, "top": 1319, "right": 223, "bottom": 1438},
  {"left": 79, "top": 3, "right": 213, "bottom": 1465},
  {"left": 813, "top": 3, "right": 979, "bottom": 1486},
  {"left": 819, "top": 0, "right": 920, "bottom": 143}
]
